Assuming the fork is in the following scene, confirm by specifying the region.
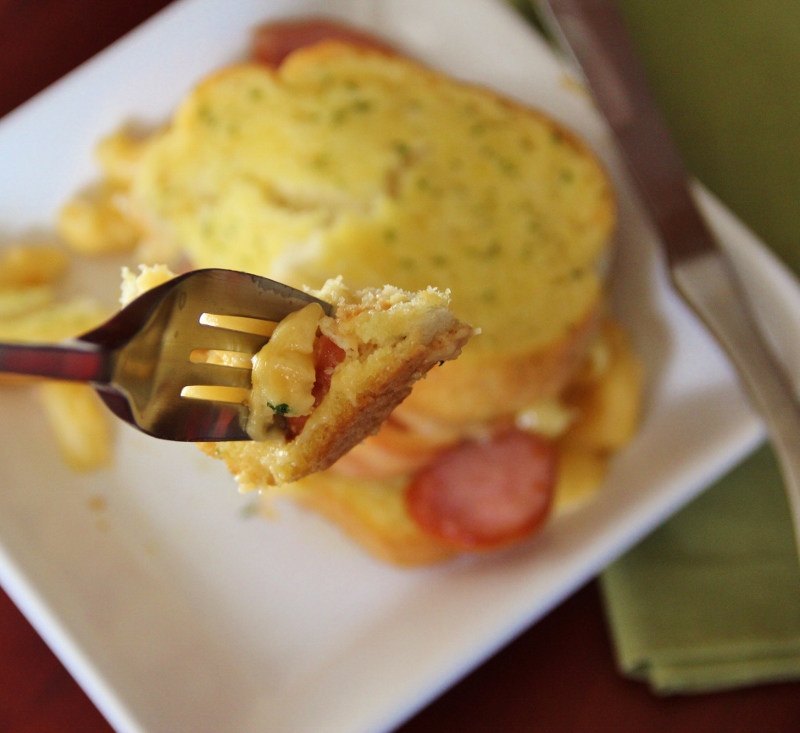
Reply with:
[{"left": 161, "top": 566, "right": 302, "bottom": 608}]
[{"left": 0, "top": 269, "right": 334, "bottom": 441}]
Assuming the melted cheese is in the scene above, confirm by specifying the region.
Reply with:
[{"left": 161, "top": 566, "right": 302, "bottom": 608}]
[
  {"left": 515, "top": 399, "right": 575, "bottom": 438},
  {"left": 246, "top": 302, "right": 324, "bottom": 439}
]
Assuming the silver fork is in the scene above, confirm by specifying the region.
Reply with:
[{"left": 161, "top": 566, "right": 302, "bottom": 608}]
[{"left": 0, "top": 269, "right": 334, "bottom": 441}]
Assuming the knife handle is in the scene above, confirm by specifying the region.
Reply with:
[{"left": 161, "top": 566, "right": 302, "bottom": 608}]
[{"left": 674, "top": 252, "right": 800, "bottom": 545}]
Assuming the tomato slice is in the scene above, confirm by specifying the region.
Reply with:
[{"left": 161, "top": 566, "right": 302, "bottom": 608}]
[
  {"left": 285, "top": 335, "right": 345, "bottom": 437},
  {"left": 405, "top": 430, "right": 557, "bottom": 549},
  {"left": 252, "top": 18, "right": 397, "bottom": 68}
]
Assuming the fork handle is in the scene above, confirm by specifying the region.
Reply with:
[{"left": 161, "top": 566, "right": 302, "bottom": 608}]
[{"left": 0, "top": 342, "right": 111, "bottom": 383}]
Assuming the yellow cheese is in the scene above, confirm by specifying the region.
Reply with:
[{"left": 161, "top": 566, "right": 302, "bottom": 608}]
[
  {"left": 515, "top": 398, "right": 576, "bottom": 438},
  {"left": 246, "top": 302, "right": 324, "bottom": 439}
]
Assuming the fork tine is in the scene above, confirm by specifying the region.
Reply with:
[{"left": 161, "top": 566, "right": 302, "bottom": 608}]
[
  {"left": 190, "top": 327, "right": 269, "bottom": 355},
  {"left": 178, "top": 361, "right": 253, "bottom": 390}
]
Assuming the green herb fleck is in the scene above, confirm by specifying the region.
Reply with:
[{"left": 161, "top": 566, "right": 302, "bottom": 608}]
[
  {"left": 464, "top": 242, "right": 502, "bottom": 259},
  {"left": 497, "top": 157, "right": 517, "bottom": 175},
  {"left": 352, "top": 99, "right": 373, "bottom": 113},
  {"left": 311, "top": 153, "right": 330, "bottom": 169},
  {"left": 197, "top": 106, "right": 217, "bottom": 126},
  {"left": 248, "top": 87, "right": 264, "bottom": 101},
  {"left": 393, "top": 141, "right": 411, "bottom": 158},
  {"left": 481, "top": 145, "right": 517, "bottom": 175},
  {"left": 267, "top": 402, "right": 290, "bottom": 416},
  {"left": 483, "top": 241, "right": 502, "bottom": 258},
  {"left": 330, "top": 107, "right": 348, "bottom": 125}
]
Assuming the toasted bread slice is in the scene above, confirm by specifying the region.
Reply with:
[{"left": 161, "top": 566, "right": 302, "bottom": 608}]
[
  {"left": 123, "top": 41, "right": 614, "bottom": 423},
  {"left": 200, "top": 279, "right": 471, "bottom": 486},
  {"left": 282, "top": 472, "right": 458, "bottom": 566}
]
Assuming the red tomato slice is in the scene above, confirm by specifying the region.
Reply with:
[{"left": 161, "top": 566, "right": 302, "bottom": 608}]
[
  {"left": 252, "top": 19, "right": 397, "bottom": 68},
  {"left": 286, "top": 335, "right": 346, "bottom": 437},
  {"left": 405, "top": 430, "right": 557, "bottom": 549}
]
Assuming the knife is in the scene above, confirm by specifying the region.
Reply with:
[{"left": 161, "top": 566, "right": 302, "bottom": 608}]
[{"left": 535, "top": 0, "right": 800, "bottom": 554}]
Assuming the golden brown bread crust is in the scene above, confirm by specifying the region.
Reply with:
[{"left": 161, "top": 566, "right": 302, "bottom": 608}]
[
  {"left": 289, "top": 476, "right": 458, "bottom": 566},
  {"left": 301, "top": 325, "right": 473, "bottom": 471},
  {"left": 400, "top": 300, "right": 602, "bottom": 424}
]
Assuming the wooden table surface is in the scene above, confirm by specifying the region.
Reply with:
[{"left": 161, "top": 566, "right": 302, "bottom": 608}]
[{"left": 2, "top": 2, "right": 800, "bottom": 732}]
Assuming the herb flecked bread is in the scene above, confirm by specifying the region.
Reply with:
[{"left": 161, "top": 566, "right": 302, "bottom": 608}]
[{"left": 125, "top": 40, "right": 615, "bottom": 424}]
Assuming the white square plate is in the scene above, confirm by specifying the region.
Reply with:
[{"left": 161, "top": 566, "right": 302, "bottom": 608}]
[{"left": 0, "top": 0, "right": 790, "bottom": 731}]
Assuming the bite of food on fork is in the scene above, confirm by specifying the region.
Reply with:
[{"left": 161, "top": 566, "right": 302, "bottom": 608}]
[{"left": 0, "top": 263, "right": 473, "bottom": 484}]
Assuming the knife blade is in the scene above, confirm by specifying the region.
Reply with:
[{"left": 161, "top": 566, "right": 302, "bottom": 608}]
[{"left": 535, "top": 0, "right": 800, "bottom": 554}]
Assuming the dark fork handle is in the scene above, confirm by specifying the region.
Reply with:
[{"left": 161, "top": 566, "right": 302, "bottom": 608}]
[{"left": 0, "top": 342, "right": 111, "bottom": 382}]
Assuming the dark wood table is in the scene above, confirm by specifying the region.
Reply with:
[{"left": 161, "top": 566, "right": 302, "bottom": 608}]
[{"left": 2, "top": 2, "right": 800, "bottom": 732}]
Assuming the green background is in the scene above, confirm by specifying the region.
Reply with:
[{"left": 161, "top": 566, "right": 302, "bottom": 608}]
[{"left": 617, "top": 0, "right": 800, "bottom": 273}]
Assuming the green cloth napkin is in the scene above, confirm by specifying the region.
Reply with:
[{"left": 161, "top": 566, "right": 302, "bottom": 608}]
[
  {"left": 597, "top": 1, "right": 800, "bottom": 694},
  {"left": 601, "top": 446, "right": 800, "bottom": 693},
  {"left": 512, "top": 0, "right": 800, "bottom": 694}
]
